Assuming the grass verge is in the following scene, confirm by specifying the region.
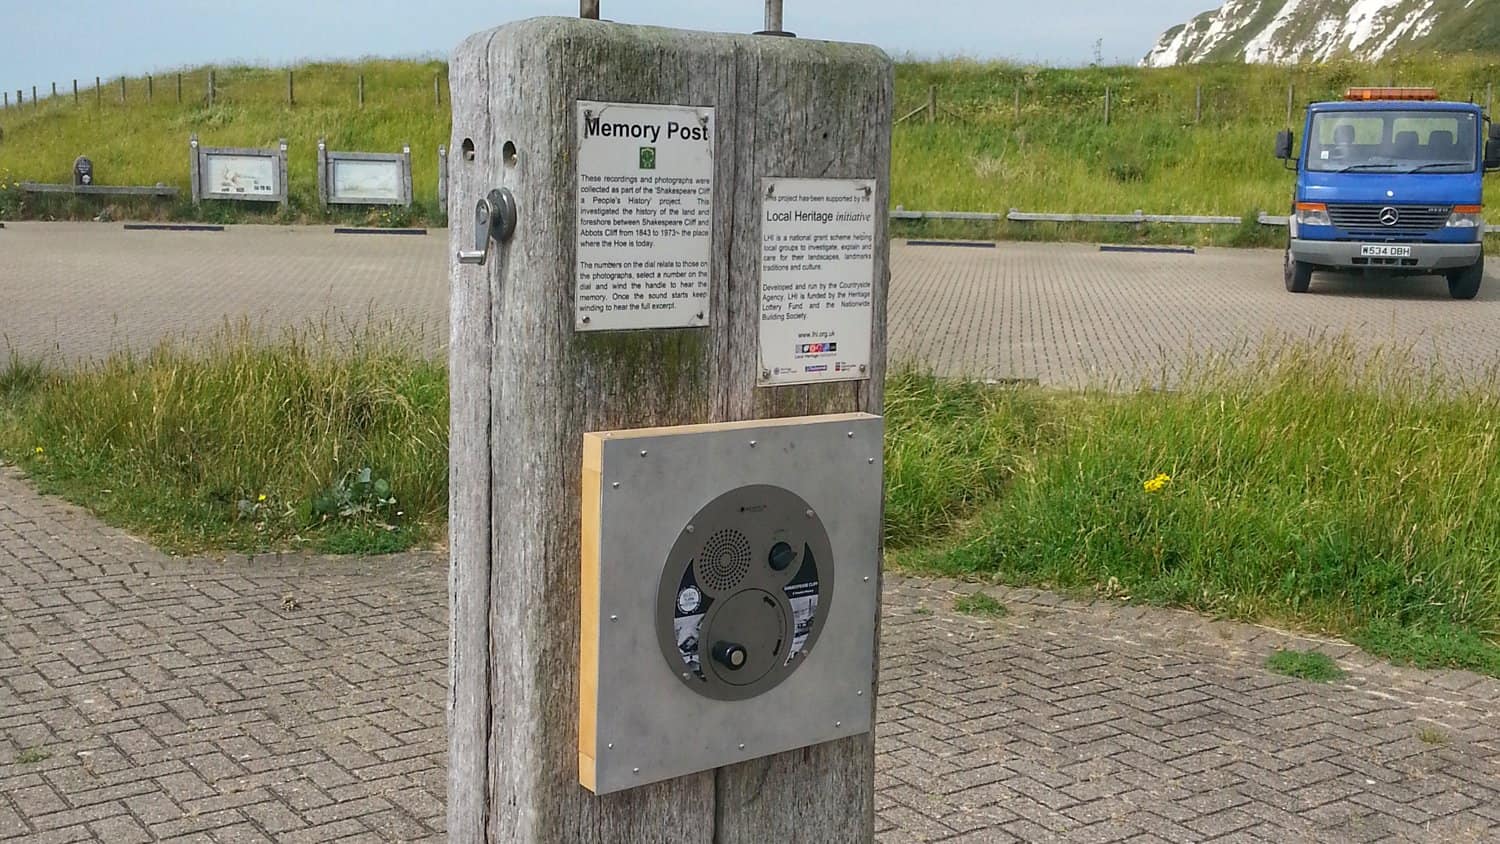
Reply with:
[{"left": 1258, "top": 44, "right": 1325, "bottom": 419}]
[
  {"left": 0, "top": 321, "right": 445, "bottom": 555},
  {"left": 4, "top": 330, "right": 1499, "bottom": 678},
  {"left": 890, "top": 340, "right": 1500, "bottom": 678}
]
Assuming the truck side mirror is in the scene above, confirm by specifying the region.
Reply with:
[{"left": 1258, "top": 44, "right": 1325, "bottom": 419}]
[
  {"left": 1487, "top": 138, "right": 1500, "bottom": 171},
  {"left": 1274, "top": 129, "right": 1294, "bottom": 161}
]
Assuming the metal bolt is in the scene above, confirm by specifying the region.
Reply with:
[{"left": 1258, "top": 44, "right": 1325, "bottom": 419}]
[
  {"left": 868, "top": 457, "right": 875, "bottom": 464},
  {"left": 805, "top": 509, "right": 815, "bottom": 519},
  {"left": 847, "top": 431, "right": 854, "bottom": 438},
  {"left": 607, "top": 743, "right": 614, "bottom": 749},
  {"left": 686, "top": 524, "right": 695, "bottom": 534},
  {"left": 835, "top": 721, "right": 842, "bottom": 728},
  {"left": 859, "top": 364, "right": 867, "bottom": 373},
  {"left": 633, "top": 767, "right": 640, "bottom": 774},
  {"left": 749, "top": 440, "right": 757, "bottom": 448},
  {"left": 609, "top": 614, "right": 618, "bottom": 622},
  {"left": 857, "top": 690, "right": 864, "bottom": 696},
  {"left": 640, "top": 449, "right": 648, "bottom": 457},
  {"left": 738, "top": 743, "right": 746, "bottom": 750},
  {"left": 612, "top": 482, "right": 620, "bottom": 489},
  {"left": 583, "top": 316, "right": 592, "bottom": 324},
  {"left": 761, "top": 368, "right": 771, "bottom": 378},
  {"left": 863, "top": 576, "right": 869, "bottom": 582}
]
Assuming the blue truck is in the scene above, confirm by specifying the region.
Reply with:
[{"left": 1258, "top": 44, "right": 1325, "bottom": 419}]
[{"left": 1275, "top": 88, "right": 1500, "bottom": 298}]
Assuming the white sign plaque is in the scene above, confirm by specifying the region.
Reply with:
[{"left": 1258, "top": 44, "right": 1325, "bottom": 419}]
[
  {"left": 331, "top": 159, "right": 403, "bottom": 203},
  {"left": 575, "top": 100, "right": 714, "bottom": 332},
  {"left": 202, "top": 154, "right": 278, "bottom": 198},
  {"left": 758, "top": 178, "right": 877, "bottom": 386}
]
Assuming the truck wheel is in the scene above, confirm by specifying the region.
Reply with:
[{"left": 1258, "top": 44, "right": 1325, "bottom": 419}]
[
  {"left": 1284, "top": 248, "right": 1313, "bottom": 293},
  {"left": 1446, "top": 257, "right": 1484, "bottom": 300}
]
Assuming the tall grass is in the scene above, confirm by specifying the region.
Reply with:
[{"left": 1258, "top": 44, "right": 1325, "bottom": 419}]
[
  {"left": 0, "top": 320, "right": 446, "bottom": 553},
  {"left": 930, "top": 340, "right": 1500, "bottom": 674}
]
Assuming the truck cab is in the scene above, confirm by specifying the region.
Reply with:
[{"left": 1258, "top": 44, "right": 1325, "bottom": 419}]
[{"left": 1275, "top": 88, "right": 1500, "bottom": 298}]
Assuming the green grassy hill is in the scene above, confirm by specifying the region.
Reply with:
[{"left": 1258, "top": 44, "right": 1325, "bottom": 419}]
[{"left": 2, "top": 54, "right": 1498, "bottom": 237}]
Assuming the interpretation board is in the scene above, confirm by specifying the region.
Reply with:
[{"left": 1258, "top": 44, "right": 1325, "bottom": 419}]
[
  {"left": 575, "top": 101, "right": 714, "bottom": 332},
  {"left": 317, "top": 140, "right": 414, "bottom": 208},
  {"left": 189, "top": 134, "right": 288, "bottom": 205},
  {"left": 758, "top": 178, "right": 877, "bottom": 386}
]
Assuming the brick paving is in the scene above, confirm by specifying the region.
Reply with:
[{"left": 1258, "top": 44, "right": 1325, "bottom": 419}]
[
  {"left": 3, "top": 467, "right": 1497, "bottom": 842},
  {"left": 4, "top": 223, "right": 1499, "bottom": 385}
]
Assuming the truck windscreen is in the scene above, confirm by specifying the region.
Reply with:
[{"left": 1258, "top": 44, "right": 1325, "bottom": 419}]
[{"left": 1307, "top": 110, "right": 1479, "bottom": 173}]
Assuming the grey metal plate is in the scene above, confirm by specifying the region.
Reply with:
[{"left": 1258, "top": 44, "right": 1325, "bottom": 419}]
[{"left": 586, "top": 413, "right": 882, "bottom": 794}]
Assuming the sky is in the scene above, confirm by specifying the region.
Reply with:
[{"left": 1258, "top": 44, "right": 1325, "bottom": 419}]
[{"left": 0, "top": 1, "right": 1219, "bottom": 93}]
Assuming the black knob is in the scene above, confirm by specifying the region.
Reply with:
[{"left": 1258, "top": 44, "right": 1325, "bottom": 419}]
[
  {"left": 712, "top": 641, "right": 748, "bottom": 670},
  {"left": 768, "top": 541, "right": 796, "bottom": 571}
]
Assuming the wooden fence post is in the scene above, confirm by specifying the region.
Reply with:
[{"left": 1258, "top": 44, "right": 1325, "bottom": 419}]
[
  {"left": 95, "top": 76, "right": 101, "bottom": 107},
  {"left": 434, "top": 73, "right": 442, "bottom": 109},
  {"left": 51, "top": 82, "right": 57, "bottom": 99},
  {"left": 1286, "top": 81, "right": 1294, "bottom": 125},
  {"left": 1104, "top": 85, "right": 1111, "bottom": 125},
  {"left": 448, "top": 17, "right": 890, "bottom": 843},
  {"left": 208, "top": 70, "right": 215, "bottom": 107},
  {"left": 147, "top": 75, "right": 153, "bottom": 102},
  {"left": 287, "top": 70, "right": 295, "bottom": 106},
  {"left": 357, "top": 74, "right": 365, "bottom": 108},
  {"left": 119, "top": 77, "right": 126, "bottom": 104},
  {"left": 176, "top": 73, "right": 182, "bottom": 104},
  {"left": 1195, "top": 84, "right": 1202, "bottom": 123},
  {"left": 3, "top": 92, "right": 7, "bottom": 109},
  {"left": 926, "top": 84, "right": 936, "bottom": 124},
  {"left": 73, "top": 79, "right": 78, "bottom": 104},
  {"left": 1489, "top": 83, "right": 1494, "bottom": 116},
  {"left": 31, "top": 85, "right": 37, "bottom": 108}
]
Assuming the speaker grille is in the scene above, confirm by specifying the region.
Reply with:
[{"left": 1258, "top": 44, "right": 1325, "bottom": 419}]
[{"left": 694, "top": 529, "right": 751, "bottom": 593}]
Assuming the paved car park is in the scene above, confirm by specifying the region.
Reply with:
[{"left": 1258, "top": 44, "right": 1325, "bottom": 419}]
[{"left": 2, "top": 223, "right": 1497, "bottom": 386}]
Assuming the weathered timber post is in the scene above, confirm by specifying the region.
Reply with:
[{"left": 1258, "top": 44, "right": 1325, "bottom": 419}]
[
  {"left": 926, "top": 84, "right": 936, "bottom": 124},
  {"left": 357, "top": 74, "right": 365, "bottom": 109},
  {"left": 287, "top": 70, "right": 294, "bottom": 106},
  {"left": 434, "top": 72, "right": 442, "bottom": 109},
  {"left": 118, "top": 77, "right": 125, "bottom": 103},
  {"left": 73, "top": 79, "right": 78, "bottom": 104},
  {"left": 95, "top": 76, "right": 101, "bottom": 107},
  {"left": 1195, "top": 84, "right": 1202, "bottom": 123},
  {"left": 448, "top": 16, "right": 891, "bottom": 844},
  {"left": 1104, "top": 85, "right": 1111, "bottom": 125},
  {"left": 208, "top": 70, "right": 216, "bottom": 107},
  {"left": 176, "top": 73, "right": 182, "bottom": 104},
  {"left": 1286, "top": 81, "right": 1295, "bottom": 125},
  {"left": 146, "top": 75, "right": 152, "bottom": 102}
]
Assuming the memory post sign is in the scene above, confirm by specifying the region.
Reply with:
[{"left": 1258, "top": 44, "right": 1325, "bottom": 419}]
[{"left": 189, "top": 134, "right": 288, "bottom": 207}]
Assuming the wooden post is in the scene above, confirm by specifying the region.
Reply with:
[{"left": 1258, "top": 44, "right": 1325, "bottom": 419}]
[
  {"left": 1195, "top": 84, "right": 1202, "bottom": 123},
  {"left": 95, "top": 76, "right": 101, "bottom": 107},
  {"left": 208, "top": 70, "right": 215, "bottom": 107},
  {"left": 358, "top": 74, "right": 364, "bottom": 108},
  {"left": 1286, "top": 81, "right": 1294, "bottom": 125},
  {"left": 119, "top": 77, "right": 126, "bottom": 104},
  {"left": 1489, "top": 83, "right": 1494, "bottom": 116},
  {"left": 448, "top": 17, "right": 890, "bottom": 843},
  {"left": 1104, "top": 86, "right": 1111, "bottom": 126},
  {"left": 147, "top": 75, "right": 152, "bottom": 102},
  {"left": 176, "top": 73, "right": 182, "bottom": 104},
  {"left": 31, "top": 85, "right": 37, "bottom": 108},
  {"left": 434, "top": 73, "right": 442, "bottom": 109},
  {"left": 3, "top": 92, "right": 8, "bottom": 109},
  {"left": 764, "top": 0, "right": 783, "bottom": 32},
  {"left": 73, "top": 79, "right": 78, "bottom": 104},
  {"left": 581, "top": 0, "right": 600, "bottom": 18},
  {"left": 926, "top": 84, "right": 936, "bottom": 124},
  {"left": 287, "top": 70, "right": 294, "bottom": 106},
  {"left": 51, "top": 82, "right": 57, "bottom": 99}
]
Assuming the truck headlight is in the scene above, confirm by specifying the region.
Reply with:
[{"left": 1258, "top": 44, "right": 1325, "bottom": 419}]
[
  {"left": 1294, "top": 202, "right": 1330, "bottom": 226},
  {"left": 1446, "top": 205, "right": 1484, "bottom": 228}
]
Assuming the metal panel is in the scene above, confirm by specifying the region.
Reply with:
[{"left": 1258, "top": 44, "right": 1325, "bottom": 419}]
[{"left": 582, "top": 413, "right": 882, "bottom": 795}]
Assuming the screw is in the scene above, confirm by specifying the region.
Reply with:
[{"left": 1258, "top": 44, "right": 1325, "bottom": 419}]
[
  {"left": 805, "top": 509, "right": 815, "bottom": 519},
  {"left": 609, "top": 614, "right": 618, "bottom": 622},
  {"left": 686, "top": 524, "right": 695, "bottom": 534},
  {"left": 835, "top": 721, "right": 842, "bottom": 728},
  {"left": 583, "top": 316, "right": 592, "bottom": 324},
  {"left": 847, "top": 431, "right": 854, "bottom": 438},
  {"left": 868, "top": 457, "right": 875, "bottom": 464},
  {"left": 749, "top": 440, "right": 757, "bottom": 448},
  {"left": 857, "top": 690, "right": 864, "bottom": 696},
  {"left": 859, "top": 364, "right": 867, "bottom": 373},
  {"left": 608, "top": 743, "right": 614, "bottom": 749},
  {"left": 738, "top": 743, "right": 745, "bottom": 750},
  {"left": 640, "top": 449, "right": 648, "bottom": 457},
  {"left": 761, "top": 368, "right": 771, "bottom": 378},
  {"left": 863, "top": 576, "right": 869, "bottom": 582},
  {"left": 633, "top": 767, "right": 640, "bottom": 774},
  {"left": 612, "top": 482, "right": 620, "bottom": 489}
]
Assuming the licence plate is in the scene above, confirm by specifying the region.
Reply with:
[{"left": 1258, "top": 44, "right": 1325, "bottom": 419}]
[{"left": 1360, "top": 244, "right": 1412, "bottom": 258}]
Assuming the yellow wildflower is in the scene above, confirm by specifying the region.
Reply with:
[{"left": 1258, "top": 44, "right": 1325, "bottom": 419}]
[
  {"left": 1143, "top": 473, "right": 1171, "bottom": 493},
  {"left": 257, "top": 493, "right": 268, "bottom": 503},
  {"left": 34, "top": 446, "right": 44, "bottom": 455}
]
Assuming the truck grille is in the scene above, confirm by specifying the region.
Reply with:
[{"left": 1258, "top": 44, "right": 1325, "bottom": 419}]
[{"left": 1327, "top": 204, "right": 1450, "bottom": 235}]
